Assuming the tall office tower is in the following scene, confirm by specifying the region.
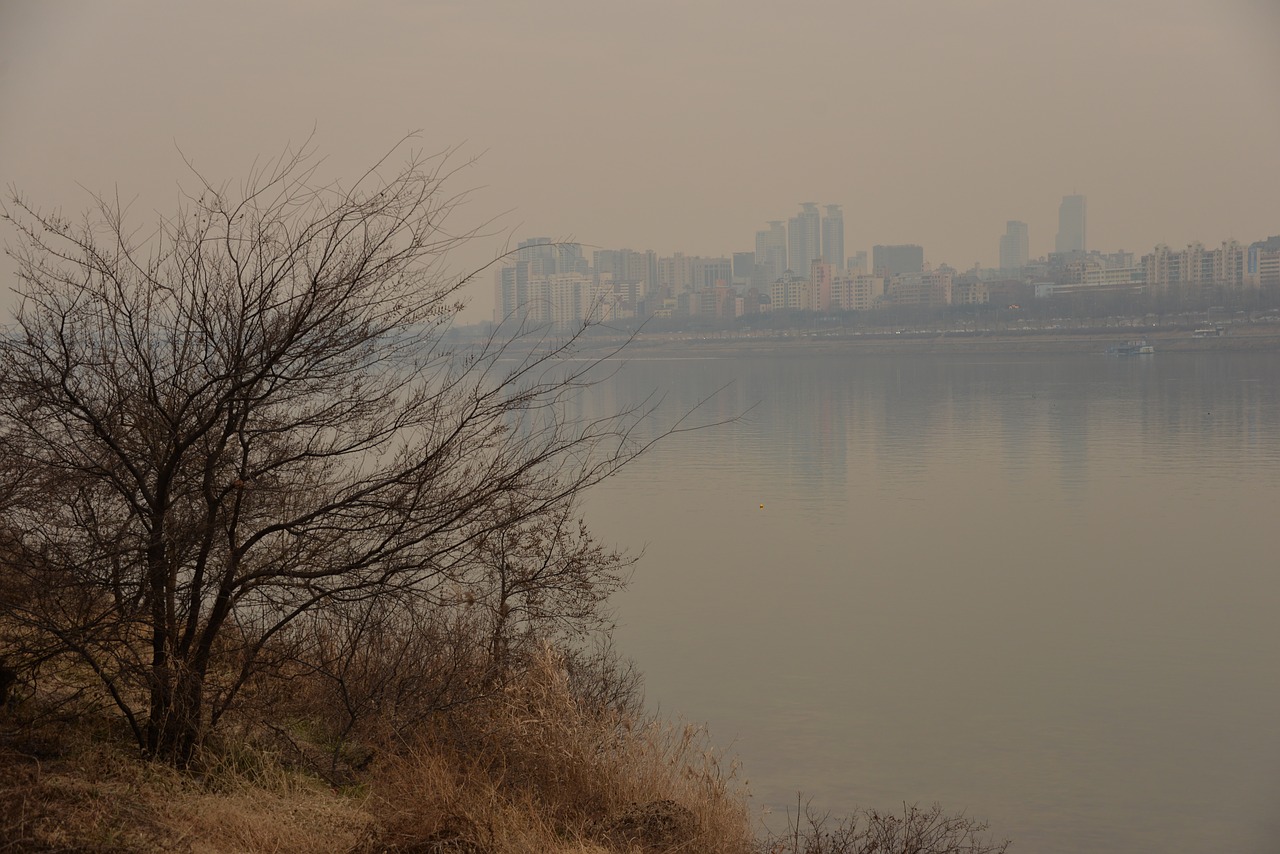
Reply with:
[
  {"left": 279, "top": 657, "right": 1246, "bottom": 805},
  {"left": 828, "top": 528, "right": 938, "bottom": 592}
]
[
  {"left": 732, "top": 251, "right": 755, "bottom": 285},
  {"left": 847, "top": 250, "right": 868, "bottom": 274},
  {"left": 821, "top": 205, "right": 845, "bottom": 270},
  {"left": 872, "top": 244, "right": 925, "bottom": 277},
  {"left": 755, "top": 221, "right": 788, "bottom": 283},
  {"left": 788, "top": 203, "right": 821, "bottom": 273},
  {"left": 999, "top": 221, "right": 1030, "bottom": 272},
  {"left": 1055, "top": 195, "right": 1086, "bottom": 253}
]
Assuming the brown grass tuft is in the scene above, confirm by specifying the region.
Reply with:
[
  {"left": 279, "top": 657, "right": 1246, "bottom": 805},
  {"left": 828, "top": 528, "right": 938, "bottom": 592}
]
[{"left": 368, "top": 645, "right": 753, "bottom": 853}]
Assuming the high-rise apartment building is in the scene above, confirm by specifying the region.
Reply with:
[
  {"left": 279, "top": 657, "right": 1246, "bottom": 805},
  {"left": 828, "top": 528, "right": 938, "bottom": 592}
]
[
  {"left": 832, "top": 273, "right": 884, "bottom": 311},
  {"left": 558, "top": 243, "right": 589, "bottom": 275},
  {"left": 872, "top": 244, "right": 924, "bottom": 278},
  {"left": 755, "top": 221, "right": 788, "bottom": 284},
  {"left": 1142, "top": 240, "right": 1248, "bottom": 292},
  {"left": 494, "top": 264, "right": 529, "bottom": 323},
  {"left": 658, "top": 253, "right": 693, "bottom": 296},
  {"left": 593, "top": 248, "right": 658, "bottom": 297},
  {"left": 999, "top": 221, "right": 1029, "bottom": 272},
  {"left": 494, "top": 238, "right": 555, "bottom": 322},
  {"left": 770, "top": 271, "right": 812, "bottom": 312},
  {"left": 1247, "top": 236, "right": 1280, "bottom": 287},
  {"left": 810, "top": 260, "right": 835, "bottom": 312},
  {"left": 692, "top": 256, "right": 733, "bottom": 291},
  {"left": 1055, "top": 195, "right": 1087, "bottom": 254},
  {"left": 788, "top": 203, "right": 821, "bottom": 273},
  {"left": 887, "top": 270, "right": 952, "bottom": 307},
  {"left": 657, "top": 254, "right": 731, "bottom": 296},
  {"left": 821, "top": 205, "right": 845, "bottom": 271},
  {"left": 517, "top": 237, "right": 556, "bottom": 273}
]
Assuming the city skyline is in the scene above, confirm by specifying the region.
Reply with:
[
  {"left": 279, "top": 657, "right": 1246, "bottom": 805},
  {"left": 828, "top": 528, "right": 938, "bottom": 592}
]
[
  {"left": 492, "top": 214, "right": 1279, "bottom": 326},
  {"left": 498, "top": 188, "right": 1263, "bottom": 283},
  {"left": 3, "top": 2, "right": 1278, "bottom": 323},
  {"left": 504, "top": 188, "right": 1263, "bottom": 283},
  {"left": 485, "top": 185, "right": 1267, "bottom": 287}
]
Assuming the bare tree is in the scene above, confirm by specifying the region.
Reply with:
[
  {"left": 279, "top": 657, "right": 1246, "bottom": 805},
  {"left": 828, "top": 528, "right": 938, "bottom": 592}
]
[
  {"left": 466, "top": 498, "right": 634, "bottom": 679},
  {"left": 259, "top": 591, "right": 490, "bottom": 782},
  {"left": 0, "top": 138, "right": 678, "bottom": 762}
]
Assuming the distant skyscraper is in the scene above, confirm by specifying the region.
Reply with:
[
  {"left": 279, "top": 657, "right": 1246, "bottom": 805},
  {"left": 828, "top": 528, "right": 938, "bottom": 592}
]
[
  {"left": 692, "top": 256, "right": 732, "bottom": 290},
  {"left": 821, "top": 205, "right": 845, "bottom": 270},
  {"left": 788, "top": 203, "right": 821, "bottom": 273},
  {"left": 811, "top": 259, "right": 835, "bottom": 311},
  {"left": 754, "top": 221, "right": 788, "bottom": 284},
  {"left": 872, "top": 244, "right": 924, "bottom": 277},
  {"left": 1055, "top": 195, "right": 1086, "bottom": 254},
  {"left": 593, "top": 248, "right": 657, "bottom": 295},
  {"left": 517, "top": 237, "right": 557, "bottom": 274},
  {"left": 847, "top": 250, "right": 868, "bottom": 274},
  {"left": 999, "top": 221, "right": 1029, "bottom": 272},
  {"left": 732, "top": 251, "right": 755, "bottom": 285},
  {"left": 494, "top": 238, "right": 591, "bottom": 325},
  {"left": 513, "top": 237, "right": 587, "bottom": 275}
]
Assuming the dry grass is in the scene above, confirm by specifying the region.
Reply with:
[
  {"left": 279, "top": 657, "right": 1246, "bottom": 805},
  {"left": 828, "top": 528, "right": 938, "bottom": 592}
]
[
  {"left": 0, "top": 596, "right": 1010, "bottom": 854},
  {"left": 368, "top": 646, "right": 753, "bottom": 853},
  {"left": 0, "top": 718, "right": 372, "bottom": 853},
  {"left": 0, "top": 640, "right": 1011, "bottom": 854},
  {"left": 0, "top": 646, "right": 755, "bottom": 853}
]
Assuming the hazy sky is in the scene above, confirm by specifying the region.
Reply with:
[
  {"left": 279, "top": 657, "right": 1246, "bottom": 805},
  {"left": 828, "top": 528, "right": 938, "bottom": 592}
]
[{"left": 2, "top": 0, "right": 1278, "bottom": 321}]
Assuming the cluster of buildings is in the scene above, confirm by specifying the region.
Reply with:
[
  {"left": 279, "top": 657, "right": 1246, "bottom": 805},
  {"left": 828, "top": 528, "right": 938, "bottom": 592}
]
[
  {"left": 493, "top": 196, "right": 1280, "bottom": 328},
  {"left": 1001, "top": 196, "right": 1280, "bottom": 300}
]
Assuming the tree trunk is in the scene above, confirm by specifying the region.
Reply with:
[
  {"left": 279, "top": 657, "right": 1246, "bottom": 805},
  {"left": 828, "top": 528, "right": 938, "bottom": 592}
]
[{"left": 147, "top": 665, "right": 203, "bottom": 764}]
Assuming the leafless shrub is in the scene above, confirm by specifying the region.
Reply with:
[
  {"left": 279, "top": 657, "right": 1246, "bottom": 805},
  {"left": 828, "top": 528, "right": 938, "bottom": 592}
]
[
  {"left": 461, "top": 499, "right": 635, "bottom": 683},
  {"left": 564, "top": 634, "right": 645, "bottom": 720},
  {"left": 764, "top": 798, "right": 1010, "bottom": 854}
]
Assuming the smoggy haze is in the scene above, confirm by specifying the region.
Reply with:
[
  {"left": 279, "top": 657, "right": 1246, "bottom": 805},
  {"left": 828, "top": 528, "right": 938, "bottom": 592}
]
[{"left": 2, "top": 0, "right": 1278, "bottom": 322}]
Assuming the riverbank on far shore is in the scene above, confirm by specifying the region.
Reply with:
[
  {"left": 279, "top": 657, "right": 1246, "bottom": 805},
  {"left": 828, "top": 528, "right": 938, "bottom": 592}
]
[{"left": 578, "top": 324, "right": 1280, "bottom": 358}]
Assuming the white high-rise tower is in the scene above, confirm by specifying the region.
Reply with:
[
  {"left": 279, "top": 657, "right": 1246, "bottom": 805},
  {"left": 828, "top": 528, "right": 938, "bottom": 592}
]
[
  {"left": 788, "top": 203, "right": 821, "bottom": 274},
  {"left": 822, "top": 205, "right": 845, "bottom": 271},
  {"left": 1055, "top": 195, "right": 1086, "bottom": 253},
  {"left": 1000, "top": 221, "right": 1029, "bottom": 271}
]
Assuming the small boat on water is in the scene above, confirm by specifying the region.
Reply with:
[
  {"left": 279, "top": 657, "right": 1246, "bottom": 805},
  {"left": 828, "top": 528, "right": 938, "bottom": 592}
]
[{"left": 1113, "top": 339, "right": 1155, "bottom": 356}]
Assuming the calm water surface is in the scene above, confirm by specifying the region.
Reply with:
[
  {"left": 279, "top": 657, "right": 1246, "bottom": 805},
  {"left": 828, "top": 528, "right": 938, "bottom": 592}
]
[{"left": 580, "top": 352, "right": 1280, "bottom": 854}]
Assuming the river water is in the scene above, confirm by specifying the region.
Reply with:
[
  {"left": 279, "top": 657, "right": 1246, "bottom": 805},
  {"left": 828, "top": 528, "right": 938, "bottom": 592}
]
[{"left": 578, "top": 351, "right": 1280, "bottom": 854}]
